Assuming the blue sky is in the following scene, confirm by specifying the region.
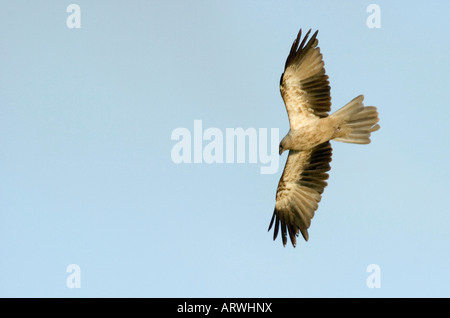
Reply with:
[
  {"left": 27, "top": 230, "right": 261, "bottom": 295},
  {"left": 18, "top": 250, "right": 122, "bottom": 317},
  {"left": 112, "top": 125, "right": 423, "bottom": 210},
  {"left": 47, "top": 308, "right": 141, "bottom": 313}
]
[{"left": 1, "top": 1, "right": 449, "bottom": 297}]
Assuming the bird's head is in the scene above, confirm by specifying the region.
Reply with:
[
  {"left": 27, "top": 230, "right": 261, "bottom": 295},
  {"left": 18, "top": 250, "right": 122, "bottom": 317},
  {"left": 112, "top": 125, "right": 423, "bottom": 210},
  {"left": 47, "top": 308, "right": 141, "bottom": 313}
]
[
  {"left": 279, "top": 134, "right": 293, "bottom": 155},
  {"left": 279, "top": 140, "right": 287, "bottom": 155}
]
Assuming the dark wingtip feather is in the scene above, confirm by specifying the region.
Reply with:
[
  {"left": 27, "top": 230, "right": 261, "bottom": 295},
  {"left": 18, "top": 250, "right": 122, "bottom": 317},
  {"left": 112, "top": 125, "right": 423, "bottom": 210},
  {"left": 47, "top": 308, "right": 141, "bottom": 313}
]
[
  {"left": 284, "top": 28, "right": 319, "bottom": 71},
  {"left": 281, "top": 220, "right": 292, "bottom": 247},
  {"left": 298, "top": 29, "right": 312, "bottom": 51},
  {"left": 268, "top": 211, "right": 282, "bottom": 243},
  {"left": 287, "top": 224, "right": 298, "bottom": 247},
  {"left": 268, "top": 210, "right": 276, "bottom": 232},
  {"left": 273, "top": 214, "right": 280, "bottom": 241},
  {"left": 268, "top": 210, "right": 303, "bottom": 247}
]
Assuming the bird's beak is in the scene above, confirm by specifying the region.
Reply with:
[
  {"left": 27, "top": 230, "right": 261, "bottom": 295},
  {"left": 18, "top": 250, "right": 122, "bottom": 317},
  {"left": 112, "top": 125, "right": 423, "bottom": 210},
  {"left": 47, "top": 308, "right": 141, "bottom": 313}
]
[{"left": 279, "top": 148, "right": 283, "bottom": 156}]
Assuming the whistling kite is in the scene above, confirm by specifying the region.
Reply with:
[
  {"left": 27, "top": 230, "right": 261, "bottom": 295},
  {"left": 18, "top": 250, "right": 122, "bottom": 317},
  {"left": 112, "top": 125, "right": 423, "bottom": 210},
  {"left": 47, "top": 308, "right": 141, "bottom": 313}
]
[{"left": 268, "top": 29, "right": 380, "bottom": 247}]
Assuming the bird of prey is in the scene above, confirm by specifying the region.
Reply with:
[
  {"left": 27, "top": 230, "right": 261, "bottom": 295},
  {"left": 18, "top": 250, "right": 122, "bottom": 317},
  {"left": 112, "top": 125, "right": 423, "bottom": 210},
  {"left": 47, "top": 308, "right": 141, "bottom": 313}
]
[{"left": 268, "top": 29, "right": 380, "bottom": 247}]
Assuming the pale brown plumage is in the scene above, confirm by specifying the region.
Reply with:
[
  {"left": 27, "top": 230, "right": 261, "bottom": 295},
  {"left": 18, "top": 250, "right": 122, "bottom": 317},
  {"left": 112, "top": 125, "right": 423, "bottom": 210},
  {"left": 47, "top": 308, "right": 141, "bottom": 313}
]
[{"left": 268, "top": 29, "right": 380, "bottom": 247}]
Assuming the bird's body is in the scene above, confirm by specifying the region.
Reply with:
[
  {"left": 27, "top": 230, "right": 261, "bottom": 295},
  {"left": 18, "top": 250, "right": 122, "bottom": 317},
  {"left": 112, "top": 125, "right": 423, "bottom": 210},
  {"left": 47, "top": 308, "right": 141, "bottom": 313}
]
[
  {"left": 283, "top": 116, "right": 336, "bottom": 151},
  {"left": 269, "top": 29, "right": 380, "bottom": 247}
]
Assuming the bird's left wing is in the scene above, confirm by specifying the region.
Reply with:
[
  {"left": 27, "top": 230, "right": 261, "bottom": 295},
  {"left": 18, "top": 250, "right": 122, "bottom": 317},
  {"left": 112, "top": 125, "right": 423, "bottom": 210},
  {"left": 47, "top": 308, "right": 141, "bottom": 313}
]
[
  {"left": 280, "top": 29, "right": 331, "bottom": 128},
  {"left": 268, "top": 141, "right": 332, "bottom": 247}
]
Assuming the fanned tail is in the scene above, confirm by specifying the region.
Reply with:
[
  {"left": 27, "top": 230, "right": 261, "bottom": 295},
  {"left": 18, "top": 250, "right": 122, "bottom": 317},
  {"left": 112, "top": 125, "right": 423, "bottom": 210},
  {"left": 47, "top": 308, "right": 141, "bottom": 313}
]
[{"left": 331, "top": 95, "right": 380, "bottom": 144}]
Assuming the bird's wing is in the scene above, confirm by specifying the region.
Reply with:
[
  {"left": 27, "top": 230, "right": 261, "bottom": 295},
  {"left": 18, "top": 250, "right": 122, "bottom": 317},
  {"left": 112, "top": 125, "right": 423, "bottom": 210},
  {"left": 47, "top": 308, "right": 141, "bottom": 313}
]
[
  {"left": 280, "top": 29, "right": 331, "bottom": 128},
  {"left": 268, "top": 141, "right": 332, "bottom": 247}
]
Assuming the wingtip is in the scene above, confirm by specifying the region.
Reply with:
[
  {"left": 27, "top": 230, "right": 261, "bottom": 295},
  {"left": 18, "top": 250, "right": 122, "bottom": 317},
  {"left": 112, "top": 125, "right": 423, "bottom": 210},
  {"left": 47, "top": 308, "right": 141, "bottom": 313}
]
[
  {"left": 267, "top": 211, "right": 276, "bottom": 232},
  {"left": 302, "top": 28, "right": 317, "bottom": 37},
  {"left": 300, "top": 228, "right": 309, "bottom": 241},
  {"left": 268, "top": 208, "right": 306, "bottom": 248}
]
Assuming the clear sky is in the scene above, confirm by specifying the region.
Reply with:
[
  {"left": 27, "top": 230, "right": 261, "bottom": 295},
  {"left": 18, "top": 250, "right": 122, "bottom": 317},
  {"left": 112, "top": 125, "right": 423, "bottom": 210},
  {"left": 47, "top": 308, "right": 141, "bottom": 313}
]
[{"left": 1, "top": 0, "right": 449, "bottom": 297}]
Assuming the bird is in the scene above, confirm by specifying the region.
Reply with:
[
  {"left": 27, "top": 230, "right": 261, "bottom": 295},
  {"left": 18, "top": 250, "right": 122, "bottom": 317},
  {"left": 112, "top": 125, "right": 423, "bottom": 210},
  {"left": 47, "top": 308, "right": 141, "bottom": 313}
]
[{"left": 268, "top": 29, "right": 380, "bottom": 247}]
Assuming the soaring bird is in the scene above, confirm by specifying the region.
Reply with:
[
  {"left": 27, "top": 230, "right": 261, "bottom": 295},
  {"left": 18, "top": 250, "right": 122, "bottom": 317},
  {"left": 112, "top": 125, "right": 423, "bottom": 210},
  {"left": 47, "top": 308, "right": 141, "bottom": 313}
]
[{"left": 268, "top": 29, "right": 380, "bottom": 247}]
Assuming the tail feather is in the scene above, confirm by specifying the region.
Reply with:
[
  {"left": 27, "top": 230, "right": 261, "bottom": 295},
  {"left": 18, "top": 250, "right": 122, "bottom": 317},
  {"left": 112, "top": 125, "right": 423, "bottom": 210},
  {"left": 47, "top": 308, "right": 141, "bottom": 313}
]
[{"left": 331, "top": 95, "right": 380, "bottom": 144}]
